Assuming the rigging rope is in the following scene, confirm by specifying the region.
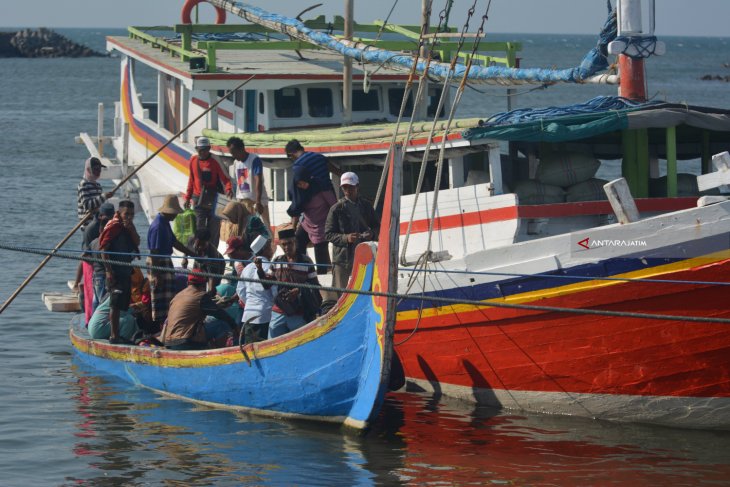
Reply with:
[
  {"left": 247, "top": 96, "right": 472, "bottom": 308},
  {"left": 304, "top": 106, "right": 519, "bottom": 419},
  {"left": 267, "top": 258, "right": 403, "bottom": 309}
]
[{"left": 7, "top": 242, "right": 730, "bottom": 325}]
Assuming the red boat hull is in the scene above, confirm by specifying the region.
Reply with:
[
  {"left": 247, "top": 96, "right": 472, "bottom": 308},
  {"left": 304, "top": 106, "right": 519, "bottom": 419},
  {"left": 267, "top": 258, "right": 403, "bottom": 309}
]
[{"left": 394, "top": 256, "right": 730, "bottom": 428}]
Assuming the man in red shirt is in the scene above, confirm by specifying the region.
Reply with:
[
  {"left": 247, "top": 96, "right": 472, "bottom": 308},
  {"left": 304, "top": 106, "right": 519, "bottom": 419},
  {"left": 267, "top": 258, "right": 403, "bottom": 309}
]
[{"left": 184, "top": 137, "right": 233, "bottom": 247}]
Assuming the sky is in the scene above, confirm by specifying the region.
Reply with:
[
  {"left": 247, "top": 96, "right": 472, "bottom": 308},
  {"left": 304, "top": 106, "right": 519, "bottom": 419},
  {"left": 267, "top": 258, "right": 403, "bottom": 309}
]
[{"left": 2, "top": 0, "right": 729, "bottom": 37}]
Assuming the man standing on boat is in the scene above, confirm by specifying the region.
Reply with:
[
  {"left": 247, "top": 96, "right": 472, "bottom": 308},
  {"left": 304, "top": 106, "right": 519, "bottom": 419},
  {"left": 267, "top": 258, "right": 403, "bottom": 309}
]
[
  {"left": 99, "top": 199, "right": 140, "bottom": 345},
  {"left": 183, "top": 137, "right": 233, "bottom": 247},
  {"left": 147, "top": 195, "right": 194, "bottom": 330},
  {"left": 226, "top": 136, "right": 271, "bottom": 231},
  {"left": 325, "top": 172, "right": 378, "bottom": 296},
  {"left": 284, "top": 139, "right": 342, "bottom": 192}
]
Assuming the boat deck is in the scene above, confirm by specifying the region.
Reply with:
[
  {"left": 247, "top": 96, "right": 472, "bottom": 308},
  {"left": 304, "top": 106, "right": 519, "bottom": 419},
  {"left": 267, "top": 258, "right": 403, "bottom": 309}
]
[{"left": 107, "top": 35, "right": 409, "bottom": 83}]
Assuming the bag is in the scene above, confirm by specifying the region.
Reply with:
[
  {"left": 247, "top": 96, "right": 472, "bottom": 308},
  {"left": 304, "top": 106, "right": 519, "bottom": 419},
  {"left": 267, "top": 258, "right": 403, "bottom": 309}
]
[
  {"left": 195, "top": 185, "right": 217, "bottom": 210},
  {"left": 274, "top": 289, "right": 299, "bottom": 316},
  {"left": 173, "top": 209, "right": 197, "bottom": 244},
  {"left": 299, "top": 286, "right": 323, "bottom": 321}
]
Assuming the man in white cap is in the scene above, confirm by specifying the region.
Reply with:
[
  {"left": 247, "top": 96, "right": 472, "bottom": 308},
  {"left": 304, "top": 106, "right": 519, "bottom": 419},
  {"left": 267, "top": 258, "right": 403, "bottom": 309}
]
[
  {"left": 236, "top": 234, "right": 275, "bottom": 344},
  {"left": 183, "top": 136, "right": 233, "bottom": 247},
  {"left": 325, "top": 171, "right": 379, "bottom": 296},
  {"left": 147, "top": 194, "right": 194, "bottom": 329}
]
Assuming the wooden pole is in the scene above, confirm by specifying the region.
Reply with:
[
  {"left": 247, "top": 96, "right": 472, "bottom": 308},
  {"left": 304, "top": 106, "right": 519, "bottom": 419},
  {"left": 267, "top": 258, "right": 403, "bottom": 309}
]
[
  {"left": 342, "top": 0, "right": 354, "bottom": 126},
  {"left": 0, "top": 75, "right": 256, "bottom": 315}
]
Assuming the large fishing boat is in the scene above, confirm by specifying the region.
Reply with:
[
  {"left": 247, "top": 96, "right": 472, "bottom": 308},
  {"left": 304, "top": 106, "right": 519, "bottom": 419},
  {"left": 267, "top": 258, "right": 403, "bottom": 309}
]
[{"left": 80, "top": 0, "right": 730, "bottom": 429}]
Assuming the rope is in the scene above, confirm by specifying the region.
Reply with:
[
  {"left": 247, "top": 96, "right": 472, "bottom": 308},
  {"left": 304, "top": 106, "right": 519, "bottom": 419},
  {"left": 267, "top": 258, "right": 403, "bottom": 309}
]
[
  {"left": 373, "top": 0, "right": 438, "bottom": 208},
  {"left": 5, "top": 241, "right": 730, "bottom": 325},
  {"left": 10, "top": 243, "right": 730, "bottom": 287},
  {"left": 399, "top": 0, "right": 477, "bottom": 264},
  {"left": 423, "top": 2, "right": 492, "bottom": 259}
]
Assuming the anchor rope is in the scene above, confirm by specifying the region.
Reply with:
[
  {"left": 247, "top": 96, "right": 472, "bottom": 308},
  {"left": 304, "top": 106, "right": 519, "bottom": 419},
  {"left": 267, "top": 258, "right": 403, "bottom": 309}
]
[{"left": 6, "top": 242, "right": 730, "bottom": 325}]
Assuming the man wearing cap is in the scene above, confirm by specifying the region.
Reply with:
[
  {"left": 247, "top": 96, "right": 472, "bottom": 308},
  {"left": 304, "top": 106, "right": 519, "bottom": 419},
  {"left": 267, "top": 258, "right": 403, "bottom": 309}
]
[
  {"left": 77, "top": 156, "right": 114, "bottom": 231},
  {"left": 183, "top": 136, "right": 233, "bottom": 247},
  {"left": 147, "top": 195, "right": 195, "bottom": 329},
  {"left": 226, "top": 136, "right": 271, "bottom": 231},
  {"left": 325, "top": 171, "right": 378, "bottom": 296},
  {"left": 237, "top": 235, "right": 275, "bottom": 343},
  {"left": 161, "top": 270, "right": 239, "bottom": 350},
  {"left": 224, "top": 235, "right": 250, "bottom": 276}
]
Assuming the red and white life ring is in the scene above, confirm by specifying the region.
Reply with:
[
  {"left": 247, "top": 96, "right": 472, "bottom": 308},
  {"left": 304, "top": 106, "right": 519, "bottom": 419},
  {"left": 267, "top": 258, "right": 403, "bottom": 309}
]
[{"left": 181, "top": 0, "right": 227, "bottom": 24}]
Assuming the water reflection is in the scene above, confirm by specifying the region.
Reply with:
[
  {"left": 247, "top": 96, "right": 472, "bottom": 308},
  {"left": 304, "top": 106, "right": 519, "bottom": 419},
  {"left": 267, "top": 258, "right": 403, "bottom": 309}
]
[
  {"left": 374, "top": 392, "right": 730, "bottom": 485},
  {"left": 66, "top": 362, "right": 730, "bottom": 486}
]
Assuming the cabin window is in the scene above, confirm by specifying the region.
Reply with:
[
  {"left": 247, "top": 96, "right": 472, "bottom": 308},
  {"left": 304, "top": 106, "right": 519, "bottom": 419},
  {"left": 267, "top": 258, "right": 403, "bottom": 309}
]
[
  {"left": 427, "top": 87, "right": 446, "bottom": 117},
  {"left": 274, "top": 88, "right": 302, "bottom": 118},
  {"left": 388, "top": 88, "right": 413, "bottom": 117},
  {"left": 217, "top": 89, "right": 234, "bottom": 102},
  {"left": 258, "top": 92, "right": 265, "bottom": 114},
  {"left": 352, "top": 88, "right": 380, "bottom": 111},
  {"left": 307, "top": 88, "right": 333, "bottom": 118},
  {"left": 235, "top": 89, "right": 244, "bottom": 108}
]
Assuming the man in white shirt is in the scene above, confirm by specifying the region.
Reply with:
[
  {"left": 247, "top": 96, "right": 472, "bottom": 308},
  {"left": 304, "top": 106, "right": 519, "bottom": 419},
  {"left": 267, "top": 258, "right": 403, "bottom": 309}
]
[
  {"left": 236, "top": 235, "right": 274, "bottom": 344},
  {"left": 227, "top": 136, "right": 271, "bottom": 230}
]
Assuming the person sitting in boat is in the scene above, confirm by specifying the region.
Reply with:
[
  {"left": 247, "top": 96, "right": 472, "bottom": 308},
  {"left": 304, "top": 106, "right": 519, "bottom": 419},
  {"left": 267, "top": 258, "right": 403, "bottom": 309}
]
[
  {"left": 325, "top": 171, "right": 378, "bottom": 298},
  {"left": 99, "top": 199, "right": 140, "bottom": 345},
  {"left": 268, "top": 228, "right": 322, "bottom": 338},
  {"left": 182, "top": 228, "right": 225, "bottom": 293},
  {"left": 183, "top": 136, "right": 233, "bottom": 248},
  {"left": 73, "top": 202, "right": 115, "bottom": 321},
  {"left": 226, "top": 136, "right": 271, "bottom": 231},
  {"left": 146, "top": 195, "right": 194, "bottom": 331},
  {"left": 224, "top": 235, "right": 251, "bottom": 276},
  {"left": 88, "top": 267, "right": 148, "bottom": 343},
  {"left": 77, "top": 156, "right": 113, "bottom": 231},
  {"left": 161, "top": 270, "right": 239, "bottom": 350},
  {"left": 237, "top": 235, "right": 275, "bottom": 344},
  {"left": 286, "top": 165, "right": 337, "bottom": 275},
  {"left": 218, "top": 200, "right": 270, "bottom": 263}
]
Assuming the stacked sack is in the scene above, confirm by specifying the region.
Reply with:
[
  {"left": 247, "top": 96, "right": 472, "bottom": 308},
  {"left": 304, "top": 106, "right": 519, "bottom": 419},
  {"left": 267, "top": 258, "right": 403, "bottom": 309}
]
[{"left": 514, "top": 151, "right": 608, "bottom": 204}]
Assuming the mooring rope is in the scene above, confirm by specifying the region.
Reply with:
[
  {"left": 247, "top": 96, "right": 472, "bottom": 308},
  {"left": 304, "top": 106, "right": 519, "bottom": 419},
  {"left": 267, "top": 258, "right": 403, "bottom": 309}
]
[{"left": 5, "top": 242, "right": 730, "bottom": 325}]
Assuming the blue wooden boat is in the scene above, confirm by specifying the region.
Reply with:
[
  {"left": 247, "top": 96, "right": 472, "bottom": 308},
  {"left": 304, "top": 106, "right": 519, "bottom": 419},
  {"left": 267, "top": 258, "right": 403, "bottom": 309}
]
[{"left": 71, "top": 149, "right": 402, "bottom": 431}]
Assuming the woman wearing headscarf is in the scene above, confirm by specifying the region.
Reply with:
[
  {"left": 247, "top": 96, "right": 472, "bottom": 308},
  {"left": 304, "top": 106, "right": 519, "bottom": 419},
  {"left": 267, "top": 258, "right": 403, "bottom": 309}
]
[
  {"left": 287, "top": 165, "right": 336, "bottom": 274},
  {"left": 77, "top": 157, "right": 113, "bottom": 231},
  {"left": 219, "top": 201, "right": 270, "bottom": 257}
]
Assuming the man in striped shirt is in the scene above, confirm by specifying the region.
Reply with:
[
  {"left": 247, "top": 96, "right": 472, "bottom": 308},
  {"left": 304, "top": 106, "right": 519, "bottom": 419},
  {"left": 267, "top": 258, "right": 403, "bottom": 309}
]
[
  {"left": 77, "top": 157, "right": 113, "bottom": 230},
  {"left": 284, "top": 139, "right": 342, "bottom": 193}
]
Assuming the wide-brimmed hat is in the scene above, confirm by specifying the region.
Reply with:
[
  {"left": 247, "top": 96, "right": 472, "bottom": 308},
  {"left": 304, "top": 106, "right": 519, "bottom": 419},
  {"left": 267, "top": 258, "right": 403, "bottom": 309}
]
[
  {"left": 250, "top": 235, "right": 269, "bottom": 255},
  {"left": 157, "top": 195, "right": 183, "bottom": 215}
]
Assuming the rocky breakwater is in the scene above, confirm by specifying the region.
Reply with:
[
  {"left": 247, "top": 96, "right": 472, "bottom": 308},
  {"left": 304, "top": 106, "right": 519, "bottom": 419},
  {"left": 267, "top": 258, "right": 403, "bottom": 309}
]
[{"left": 0, "top": 28, "right": 104, "bottom": 58}]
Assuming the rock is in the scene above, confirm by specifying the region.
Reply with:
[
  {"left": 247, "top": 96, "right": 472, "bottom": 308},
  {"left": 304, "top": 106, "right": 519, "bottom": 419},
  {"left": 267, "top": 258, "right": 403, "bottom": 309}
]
[{"left": 0, "top": 28, "right": 105, "bottom": 58}]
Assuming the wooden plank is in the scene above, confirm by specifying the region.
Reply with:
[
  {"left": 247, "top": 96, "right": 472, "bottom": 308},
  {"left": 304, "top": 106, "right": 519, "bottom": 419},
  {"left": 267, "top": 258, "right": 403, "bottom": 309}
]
[
  {"left": 697, "top": 151, "right": 730, "bottom": 191},
  {"left": 604, "top": 177, "right": 640, "bottom": 224}
]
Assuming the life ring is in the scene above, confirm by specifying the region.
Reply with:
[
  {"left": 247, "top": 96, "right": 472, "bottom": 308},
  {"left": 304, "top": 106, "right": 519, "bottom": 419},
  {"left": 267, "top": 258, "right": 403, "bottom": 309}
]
[{"left": 181, "top": 0, "right": 227, "bottom": 24}]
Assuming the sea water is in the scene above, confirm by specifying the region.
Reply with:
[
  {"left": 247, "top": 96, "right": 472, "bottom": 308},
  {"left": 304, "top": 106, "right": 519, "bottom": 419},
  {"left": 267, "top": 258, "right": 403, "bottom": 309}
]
[{"left": 0, "top": 29, "right": 729, "bottom": 485}]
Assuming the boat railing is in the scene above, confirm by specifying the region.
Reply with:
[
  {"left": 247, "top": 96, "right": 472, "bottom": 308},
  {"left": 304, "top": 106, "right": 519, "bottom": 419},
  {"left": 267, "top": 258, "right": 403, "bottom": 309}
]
[{"left": 126, "top": 17, "right": 521, "bottom": 74}]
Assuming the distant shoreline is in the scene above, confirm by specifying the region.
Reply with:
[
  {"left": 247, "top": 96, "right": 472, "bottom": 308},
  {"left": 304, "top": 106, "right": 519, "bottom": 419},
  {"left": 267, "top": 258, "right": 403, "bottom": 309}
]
[{"left": 0, "top": 28, "right": 104, "bottom": 58}]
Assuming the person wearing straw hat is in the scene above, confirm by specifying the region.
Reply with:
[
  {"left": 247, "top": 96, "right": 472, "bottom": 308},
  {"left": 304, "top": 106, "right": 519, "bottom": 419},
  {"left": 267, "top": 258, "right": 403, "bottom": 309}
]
[
  {"left": 236, "top": 234, "right": 275, "bottom": 344},
  {"left": 146, "top": 194, "right": 194, "bottom": 330}
]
